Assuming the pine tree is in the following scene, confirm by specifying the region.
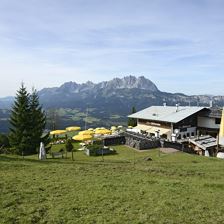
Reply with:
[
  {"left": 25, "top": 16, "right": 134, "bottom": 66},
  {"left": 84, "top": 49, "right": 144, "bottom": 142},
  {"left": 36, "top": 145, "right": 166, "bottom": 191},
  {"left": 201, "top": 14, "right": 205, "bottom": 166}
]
[
  {"left": 29, "top": 88, "right": 46, "bottom": 153},
  {"left": 0, "top": 134, "right": 10, "bottom": 148},
  {"left": 9, "top": 83, "right": 32, "bottom": 154},
  {"left": 9, "top": 84, "right": 47, "bottom": 155},
  {"left": 128, "top": 106, "right": 137, "bottom": 127}
]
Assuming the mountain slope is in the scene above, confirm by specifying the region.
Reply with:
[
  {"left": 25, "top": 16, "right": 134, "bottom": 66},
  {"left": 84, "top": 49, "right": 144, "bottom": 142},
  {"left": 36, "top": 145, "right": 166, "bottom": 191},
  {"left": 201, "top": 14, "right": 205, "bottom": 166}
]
[
  {"left": 37, "top": 75, "right": 224, "bottom": 111},
  {"left": 0, "top": 75, "right": 224, "bottom": 132}
]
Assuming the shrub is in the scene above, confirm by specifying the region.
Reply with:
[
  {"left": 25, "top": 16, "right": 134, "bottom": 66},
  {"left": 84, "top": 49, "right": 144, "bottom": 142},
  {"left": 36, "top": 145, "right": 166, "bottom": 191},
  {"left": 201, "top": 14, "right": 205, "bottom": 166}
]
[
  {"left": 92, "top": 140, "right": 103, "bottom": 146},
  {"left": 0, "top": 134, "right": 10, "bottom": 148},
  {"left": 65, "top": 139, "right": 74, "bottom": 152}
]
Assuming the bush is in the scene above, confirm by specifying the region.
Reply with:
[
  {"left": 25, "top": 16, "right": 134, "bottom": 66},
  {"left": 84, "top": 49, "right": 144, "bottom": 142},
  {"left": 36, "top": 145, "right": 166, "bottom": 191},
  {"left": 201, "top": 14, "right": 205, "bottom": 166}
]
[
  {"left": 92, "top": 140, "right": 103, "bottom": 146},
  {"left": 65, "top": 139, "right": 74, "bottom": 152},
  {"left": 0, "top": 134, "right": 10, "bottom": 148},
  {"left": 87, "top": 144, "right": 102, "bottom": 151}
]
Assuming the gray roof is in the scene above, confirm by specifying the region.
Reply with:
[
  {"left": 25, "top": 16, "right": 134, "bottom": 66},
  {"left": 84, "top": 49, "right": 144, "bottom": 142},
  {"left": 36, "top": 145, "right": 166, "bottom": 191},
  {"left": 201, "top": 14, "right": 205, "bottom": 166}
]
[
  {"left": 189, "top": 135, "right": 217, "bottom": 150},
  {"left": 128, "top": 106, "right": 206, "bottom": 123},
  {"left": 200, "top": 107, "right": 222, "bottom": 118}
]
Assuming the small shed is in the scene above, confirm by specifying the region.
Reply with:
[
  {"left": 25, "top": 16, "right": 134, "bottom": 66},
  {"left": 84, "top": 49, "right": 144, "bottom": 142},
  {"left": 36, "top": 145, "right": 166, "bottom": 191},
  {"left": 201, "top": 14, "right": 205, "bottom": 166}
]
[{"left": 189, "top": 135, "right": 217, "bottom": 156}]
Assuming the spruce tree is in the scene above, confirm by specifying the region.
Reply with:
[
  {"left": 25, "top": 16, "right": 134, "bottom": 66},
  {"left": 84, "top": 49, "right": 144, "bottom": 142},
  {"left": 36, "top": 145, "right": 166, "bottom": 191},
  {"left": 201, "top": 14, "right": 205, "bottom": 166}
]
[
  {"left": 9, "top": 84, "right": 47, "bottom": 155},
  {"left": 29, "top": 88, "right": 46, "bottom": 153},
  {"left": 128, "top": 106, "right": 137, "bottom": 127},
  {"left": 9, "top": 83, "right": 32, "bottom": 154}
]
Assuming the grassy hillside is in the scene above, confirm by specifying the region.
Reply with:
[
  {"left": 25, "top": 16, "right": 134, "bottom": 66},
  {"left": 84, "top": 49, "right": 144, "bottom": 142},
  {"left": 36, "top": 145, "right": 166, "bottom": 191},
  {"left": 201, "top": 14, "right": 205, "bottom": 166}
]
[{"left": 1, "top": 146, "right": 224, "bottom": 223}]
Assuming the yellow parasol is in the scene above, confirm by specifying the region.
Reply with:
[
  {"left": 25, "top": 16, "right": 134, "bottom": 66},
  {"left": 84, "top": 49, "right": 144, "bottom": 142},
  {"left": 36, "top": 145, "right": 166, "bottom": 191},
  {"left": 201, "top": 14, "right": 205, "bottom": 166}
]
[
  {"left": 111, "top": 126, "right": 117, "bottom": 130},
  {"left": 73, "top": 134, "right": 93, "bottom": 141},
  {"left": 66, "top": 126, "right": 81, "bottom": 132},
  {"left": 128, "top": 126, "right": 133, "bottom": 129},
  {"left": 79, "top": 130, "right": 94, "bottom": 135},
  {"left": 88, "top": 128, "right": 94, "bottom": 131},
  {"left": 50, "top": 130, "right": 67, "bottom": 135},
  {"left": 95, "top": 129, "right": 112, "bottom": 135}
]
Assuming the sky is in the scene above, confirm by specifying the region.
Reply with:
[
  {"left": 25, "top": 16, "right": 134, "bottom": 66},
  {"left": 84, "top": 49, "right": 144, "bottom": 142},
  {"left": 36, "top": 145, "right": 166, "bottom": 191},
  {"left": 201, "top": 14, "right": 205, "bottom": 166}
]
[{"left": 0, "top": 0, "right": 224, "bottom": 97}]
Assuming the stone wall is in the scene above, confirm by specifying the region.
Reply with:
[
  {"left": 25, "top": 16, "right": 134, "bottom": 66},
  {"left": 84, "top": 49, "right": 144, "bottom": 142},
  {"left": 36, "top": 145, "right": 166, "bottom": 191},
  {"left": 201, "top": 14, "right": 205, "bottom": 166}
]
[
  {"left": 124, "top": 132, "right": 160, "bottom": 150},
  {"left": 103, "top": 136, "right": 125, "bottom": 146}
]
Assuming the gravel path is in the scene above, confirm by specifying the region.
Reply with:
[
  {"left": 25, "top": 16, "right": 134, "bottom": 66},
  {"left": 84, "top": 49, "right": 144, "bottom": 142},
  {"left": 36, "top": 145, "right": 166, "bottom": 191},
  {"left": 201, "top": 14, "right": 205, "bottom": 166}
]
[{"left": 159, "top": 148, "right": 179, "bottom": 153}]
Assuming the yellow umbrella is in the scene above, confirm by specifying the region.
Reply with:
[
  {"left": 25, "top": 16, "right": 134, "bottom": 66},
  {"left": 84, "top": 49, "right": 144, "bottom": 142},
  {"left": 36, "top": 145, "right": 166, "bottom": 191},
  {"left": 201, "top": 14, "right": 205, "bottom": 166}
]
[
  {"left": 118, "top": 125, "right": 123, "bottom": 128},
  {"left": 50, "top": 130, "right": 67, "bottom": 135},
  {"left": 219, "top": 107, "right": 224, "bottom": 145},
  {"left": 95, "top": 129, "right": 112, "bottom": 135},
  {"left": 73, "top": 134, "right": 93, "bottom": 141},
  {"left": 79, "top": 130, "right": 94, "bottom": 135},
  {"left": 111, "top": 126, "right": 117, "bottom": 130},
  {"left": 128, "top": 126, "right": 133, "bottom": 129},
  {"left": 66, "top": 126, "right": 81, "bottom": 132},
  {"left": 88, "top": 128, "right": 94, "bottom": 131}
]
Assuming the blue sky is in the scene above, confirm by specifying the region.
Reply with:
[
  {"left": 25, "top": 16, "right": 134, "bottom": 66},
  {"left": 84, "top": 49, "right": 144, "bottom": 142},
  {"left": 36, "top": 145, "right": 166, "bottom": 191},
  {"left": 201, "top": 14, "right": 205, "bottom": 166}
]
[{"left": 0, "top": 0, "right": 224, "bottom": 96}]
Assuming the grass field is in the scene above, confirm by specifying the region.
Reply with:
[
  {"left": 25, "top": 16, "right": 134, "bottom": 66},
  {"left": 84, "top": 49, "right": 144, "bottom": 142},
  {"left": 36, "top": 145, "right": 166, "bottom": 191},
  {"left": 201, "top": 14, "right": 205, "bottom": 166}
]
[{"left": 1, "top": 145, "right": 224, "bottom": 224}]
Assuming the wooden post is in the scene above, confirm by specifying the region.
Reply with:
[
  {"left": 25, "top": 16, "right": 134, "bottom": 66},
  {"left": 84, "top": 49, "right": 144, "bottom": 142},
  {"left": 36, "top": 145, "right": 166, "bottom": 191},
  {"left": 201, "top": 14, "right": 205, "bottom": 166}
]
[
  {"left": 133, "top": 148, "right": 135, "bottom": 166},
  {"left": 101, "top": 148, "right": 104, "bottom": 162}
]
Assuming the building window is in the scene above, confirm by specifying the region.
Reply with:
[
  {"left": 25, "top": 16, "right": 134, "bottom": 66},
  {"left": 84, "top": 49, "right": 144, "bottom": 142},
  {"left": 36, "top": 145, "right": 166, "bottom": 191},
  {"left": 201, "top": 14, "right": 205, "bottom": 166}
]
[
  {"left": 180, "top": 128, "right": 187, "bottom": 132},
  {"left": 191, "top": 132, "right": 194, "bottom": 137},
  {"left": 215, "top": 118, "right": 221, "bottom": 124}
]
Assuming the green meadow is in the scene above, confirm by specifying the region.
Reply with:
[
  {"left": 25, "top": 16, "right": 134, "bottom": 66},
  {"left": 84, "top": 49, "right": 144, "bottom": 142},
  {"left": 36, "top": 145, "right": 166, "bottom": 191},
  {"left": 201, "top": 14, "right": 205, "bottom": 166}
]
[{"left": 1, "top": 145, "right": 224, "bottom": 224}]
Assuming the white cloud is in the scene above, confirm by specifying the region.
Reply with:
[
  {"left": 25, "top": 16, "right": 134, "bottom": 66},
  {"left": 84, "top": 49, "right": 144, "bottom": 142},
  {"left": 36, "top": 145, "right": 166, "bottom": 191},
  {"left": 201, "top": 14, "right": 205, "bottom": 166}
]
[{"left": 0, "top": 0, "right": 224, "bottom": 96}]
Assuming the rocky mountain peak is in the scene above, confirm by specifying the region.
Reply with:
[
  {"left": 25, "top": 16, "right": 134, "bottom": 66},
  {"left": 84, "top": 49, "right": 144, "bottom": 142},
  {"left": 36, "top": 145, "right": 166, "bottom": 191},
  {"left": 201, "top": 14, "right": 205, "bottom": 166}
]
[
  {"left": 37, "top": 75, "right": 159, "bottom": 97},
  {"left": 97, "top": 75, "right": 158, "bottom": 91}
]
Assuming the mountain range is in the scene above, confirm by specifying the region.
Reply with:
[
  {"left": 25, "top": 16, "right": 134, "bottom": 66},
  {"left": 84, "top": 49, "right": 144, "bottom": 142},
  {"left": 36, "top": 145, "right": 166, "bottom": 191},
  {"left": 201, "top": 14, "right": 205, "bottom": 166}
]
[{"left": 0, "top": 76, "right": 224, "bottom": 132}]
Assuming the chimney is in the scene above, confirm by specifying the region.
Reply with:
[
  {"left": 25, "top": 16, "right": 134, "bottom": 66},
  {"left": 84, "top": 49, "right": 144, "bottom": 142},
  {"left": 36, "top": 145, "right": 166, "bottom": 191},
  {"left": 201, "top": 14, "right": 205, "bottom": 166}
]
[
  {"left": 209, "top": 100, "right": 213, "bottom": 108},
  {"left": 176, "top": 103, "right": 179, "bottom": 112}
]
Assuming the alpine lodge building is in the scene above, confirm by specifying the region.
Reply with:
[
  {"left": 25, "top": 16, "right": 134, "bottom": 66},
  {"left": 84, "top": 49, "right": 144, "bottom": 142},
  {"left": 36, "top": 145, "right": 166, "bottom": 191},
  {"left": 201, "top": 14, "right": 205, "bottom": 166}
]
[{"left": 128, "top": 105, "right": 221, "bottom": 141}]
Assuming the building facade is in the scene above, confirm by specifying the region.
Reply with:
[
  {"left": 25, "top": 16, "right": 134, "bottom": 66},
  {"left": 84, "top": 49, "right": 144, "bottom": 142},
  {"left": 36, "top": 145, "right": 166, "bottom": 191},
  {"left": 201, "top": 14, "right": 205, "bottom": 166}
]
[
  {"left": 197, "top": 108, "right": 222, "bottom": 137},
  {"left": 128, "top": 106, "right": 221, "bottom": 141}
]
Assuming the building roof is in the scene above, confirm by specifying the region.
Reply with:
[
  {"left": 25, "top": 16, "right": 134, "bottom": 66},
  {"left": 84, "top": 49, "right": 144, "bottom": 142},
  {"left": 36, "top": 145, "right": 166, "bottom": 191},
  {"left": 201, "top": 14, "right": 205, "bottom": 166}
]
[
  {"left": 199, "top": 107, "right": 222, "bottom": 118},
  {"left": 189, "top": 135, "right": 217, "bottom": 150},
  {"left": 128, "top": 106, "right": 206, "bottom": 123}
]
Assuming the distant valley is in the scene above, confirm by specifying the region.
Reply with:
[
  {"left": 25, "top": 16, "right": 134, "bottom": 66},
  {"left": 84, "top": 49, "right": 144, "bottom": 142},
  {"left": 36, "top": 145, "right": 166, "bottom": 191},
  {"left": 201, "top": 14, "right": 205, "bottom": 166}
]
[{"left": 1, "top": 76, "right": 224, "bottom": 133}]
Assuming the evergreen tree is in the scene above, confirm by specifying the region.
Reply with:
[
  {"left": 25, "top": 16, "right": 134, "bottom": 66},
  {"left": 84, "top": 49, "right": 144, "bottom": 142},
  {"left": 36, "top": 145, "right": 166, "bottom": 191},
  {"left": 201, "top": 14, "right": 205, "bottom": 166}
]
[
  {"left": 9, "top": 84, "right": 47, "bottom": 155},
  {"left": 9, "top": 83, "right": 32, "bottom": 154},
  {"left": 0, "top": 134, "right": 10, "bottom": 148},
  {"left": 29, "top": 88, "right": 46, "bottom": 153},
  {"left": 128, "top": 106, "right": 137, "bottom": 127},
  {"left": 131, "top": 106, "right": 136, "bottom": 114}
]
